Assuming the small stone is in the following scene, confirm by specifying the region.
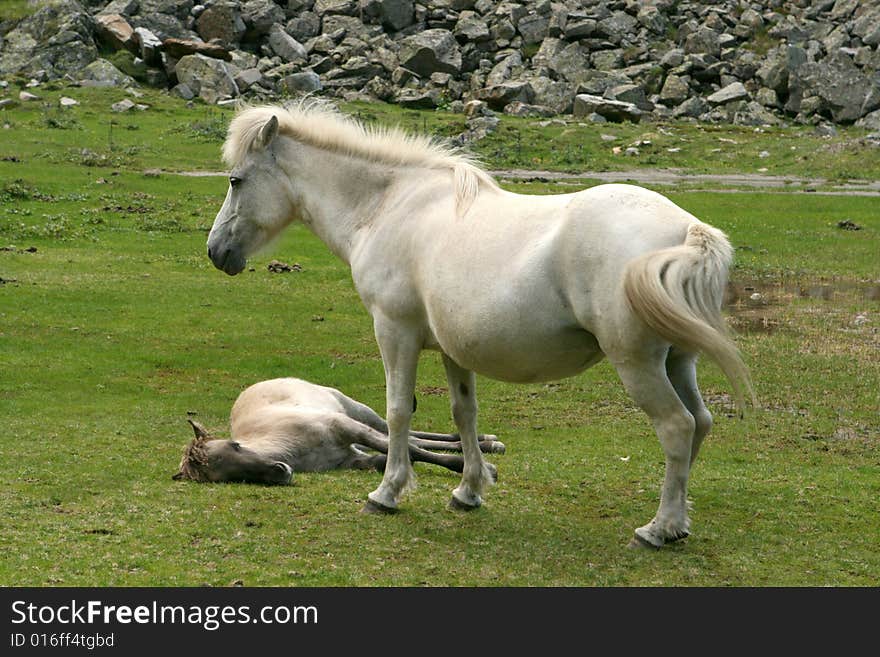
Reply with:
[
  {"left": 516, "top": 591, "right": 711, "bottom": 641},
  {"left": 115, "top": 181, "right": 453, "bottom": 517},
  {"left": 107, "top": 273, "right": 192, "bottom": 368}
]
[
  {"left": 111, "top": 99, "right": 136, "bottom": 112},
  {"left": 59, "top": 97, "right": 78, "bottom": 107}
]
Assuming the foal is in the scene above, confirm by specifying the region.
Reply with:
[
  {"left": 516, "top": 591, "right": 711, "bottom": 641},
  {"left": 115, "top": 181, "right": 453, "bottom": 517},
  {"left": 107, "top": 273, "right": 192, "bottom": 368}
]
[{"left": 173, "top": 377, "right": 505, "bottom": 484}]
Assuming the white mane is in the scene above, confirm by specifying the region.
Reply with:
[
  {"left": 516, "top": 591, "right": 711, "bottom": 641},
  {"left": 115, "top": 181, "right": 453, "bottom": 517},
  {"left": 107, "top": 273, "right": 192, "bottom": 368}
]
[{"left": 222, "top": 99, "right": 498, "bottom": 216}]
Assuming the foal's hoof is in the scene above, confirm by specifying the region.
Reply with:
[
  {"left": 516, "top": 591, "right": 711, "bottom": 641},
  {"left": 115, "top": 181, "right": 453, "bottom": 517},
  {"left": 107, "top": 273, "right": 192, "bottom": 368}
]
[
  {"left": 482, "top": 440, "right": 506, "bottom": 455},
  {"left": 360, "top": 498, "right": 397, "bottom": 515}
]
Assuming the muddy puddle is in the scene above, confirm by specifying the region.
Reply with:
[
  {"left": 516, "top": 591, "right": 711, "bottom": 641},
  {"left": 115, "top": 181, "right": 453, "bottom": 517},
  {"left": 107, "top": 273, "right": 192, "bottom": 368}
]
[{"left": 724, "top": 279, "right": 880, "bottom": 333}]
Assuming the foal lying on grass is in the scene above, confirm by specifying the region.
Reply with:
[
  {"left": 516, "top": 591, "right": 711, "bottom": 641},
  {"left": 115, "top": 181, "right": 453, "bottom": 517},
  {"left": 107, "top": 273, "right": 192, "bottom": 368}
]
[{"left": 173, "top": 377, "right": 505, "bottom": 485}]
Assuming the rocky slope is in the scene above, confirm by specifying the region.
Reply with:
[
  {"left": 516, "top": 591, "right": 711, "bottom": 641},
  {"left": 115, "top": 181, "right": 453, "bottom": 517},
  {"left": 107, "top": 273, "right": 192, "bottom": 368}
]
[{"left": 1, "top": 0, "right": 879, "bottom": 128}]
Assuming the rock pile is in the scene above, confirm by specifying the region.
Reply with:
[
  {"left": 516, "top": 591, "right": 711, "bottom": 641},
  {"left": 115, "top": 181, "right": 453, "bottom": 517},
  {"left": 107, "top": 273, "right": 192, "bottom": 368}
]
[{"left": 1, "top": 0, "right": 879, "bottom": 127}]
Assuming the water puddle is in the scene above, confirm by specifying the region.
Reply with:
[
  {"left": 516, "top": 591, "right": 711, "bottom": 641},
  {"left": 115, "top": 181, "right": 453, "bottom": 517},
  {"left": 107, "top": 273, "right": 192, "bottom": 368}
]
[{"left": 724, "top": 279, "right": 880, "bottom": 333}]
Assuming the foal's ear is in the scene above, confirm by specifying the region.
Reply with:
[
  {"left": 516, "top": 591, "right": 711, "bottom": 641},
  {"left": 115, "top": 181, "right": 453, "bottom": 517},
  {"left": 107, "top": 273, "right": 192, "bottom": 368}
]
[
  {"left": 257, "top": 115, "right": 279, "bottom": 150},
  {"left": 187, "top": 419, "right": 211, "bottom": 442}
]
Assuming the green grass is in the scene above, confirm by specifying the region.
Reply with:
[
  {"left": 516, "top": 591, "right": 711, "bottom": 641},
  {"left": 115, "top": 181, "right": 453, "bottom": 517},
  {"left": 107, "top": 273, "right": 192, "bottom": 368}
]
[{"left": 0, "top": 86, "right": 878, "bottom": 586}]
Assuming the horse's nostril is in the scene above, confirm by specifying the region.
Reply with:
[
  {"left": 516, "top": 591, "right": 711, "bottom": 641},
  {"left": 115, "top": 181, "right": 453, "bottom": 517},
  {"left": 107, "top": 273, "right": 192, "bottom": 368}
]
[{"left": 207, "top": 246, "right": 214, "bottom": 260}]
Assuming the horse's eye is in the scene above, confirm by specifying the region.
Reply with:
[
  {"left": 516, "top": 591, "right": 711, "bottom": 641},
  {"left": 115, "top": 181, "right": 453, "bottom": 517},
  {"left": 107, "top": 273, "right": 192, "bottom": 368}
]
[
  {"left": 231, "top": 441, "right": 241, "bottom": 452},
  {"left": 229, "top": 176, "right": 242, "bottom": 188}
]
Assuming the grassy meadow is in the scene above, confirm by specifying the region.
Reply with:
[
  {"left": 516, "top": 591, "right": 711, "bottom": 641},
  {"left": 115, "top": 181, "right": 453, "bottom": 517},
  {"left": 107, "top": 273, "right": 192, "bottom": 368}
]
[{"left": 0, "top": 86, "right": 878, "bottom": 586}]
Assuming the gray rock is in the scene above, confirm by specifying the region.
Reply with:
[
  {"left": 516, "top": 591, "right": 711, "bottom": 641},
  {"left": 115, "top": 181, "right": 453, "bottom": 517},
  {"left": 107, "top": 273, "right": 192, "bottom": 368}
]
[
  {"left": 268, "top": 23, "right": 307, "bottom": 62},
  {"left": 454, "top": 11, "right": 490, "bottom": 42},
  {"left": 563, "top": 18, "right": 596, "bottom": 40},
  {"left": 235, "top": 67, "right": 265, "bottom": 91},
  {"left": 175, "top": 53, "right": 239, "bottom": 103},
  {"left": 475, "top": 80, "right": 534, "bottom": 110},
  {"left": 517, "top": 13, "right": 549, "bottom": 45},
  {"left": 99, "top": 0, "right": 140, "bottom": 16},
  {"left": 684, "top": 27, "right": 721, "bottom": 57},
  {"left": 856, "top": 109, "right": 880, "bottom": 131},
  {"left": 503, "top": 101, "right": 554, "bottom": 117},
  {"left": 0, "top": 0, "right": 98, "bottom": 79},
  {"left": 242, "top": 0, "right": 286, "bottom": 39},
  {"left": 755, "top": 87, "right": 781, "bottom": 109},
  {"left": 672, "top": 96, "right": 709, "bottom": 119},
  {"left": 280, "top": 70, "right": 322, "bottom": 93},
  {"left": 133, "top": 27, "right": 163, "bottom": 66},
  {"left": 659, "top": 73, "right": 689, "bottom": 105},
  {"left": 549, "top": 42, "right": 593, "bottom": 85},
  {"left": 637, "top": 6, "right": 666, "bottom": 35},
  {"left": 79, "top": 58, "right": 136, "bottom": 87},
  {"left": 313, "top": 0, "right": 357, "bottom": 16},
  {"left": 852, "top": 5, "right": 880, "bottom": 46},
  {"left": 195, "top": 1, "right": 247, "bottom": 46},
  {"left": 527, "top": 76, "right": 574, "bottom": 114},
  {"left": 285, "top": 12, "right": 320, "bottom": 41},
  {"left": 789, "top": 51, "right": 880, "bottom": 122},
  {"left": 398, "top": 29, "right": 461, "bottom": 77},
  {"left": 707, "top": 81, "right": 749, "bottom": 105},
  {"left": 597, "top": 10, "right": 638, "bottom": 44},
  {"left": 572, "top": 94, "right": 641, "bottom": 123},
  {"left": 371, "top": 0, "right": 414, "bottom": 32},
  {"left": 485, "top": 52, "right": 521, "bottom": 87},
  {"left": 138, "top": 0, "right": 192, "bottom": 20},
  {"left": 606, "top": 84, "right": 652, "bottom": 111},
  {"left": 396, "top": 87, "right": 441, "bottom": 109},
  {"left": 111, "top": 98, "right": 136, "bottom": 112}
]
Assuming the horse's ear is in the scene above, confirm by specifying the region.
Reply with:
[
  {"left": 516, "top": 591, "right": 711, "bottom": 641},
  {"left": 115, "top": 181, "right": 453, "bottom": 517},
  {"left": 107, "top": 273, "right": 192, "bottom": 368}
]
[
  {"left": 187, "top": 419, "right": 211, "bottom": 442},
  {"left": 257, "top": 115, "right": 279, "bottom": 150}
]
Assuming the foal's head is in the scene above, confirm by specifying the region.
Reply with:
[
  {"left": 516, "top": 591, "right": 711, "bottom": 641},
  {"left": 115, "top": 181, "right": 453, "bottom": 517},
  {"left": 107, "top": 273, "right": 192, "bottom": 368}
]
[
  {"left": 173, "top": 420, "right": 293, "bottom": 485},
  {"left": 207, "top": 113, "right": 293, "bottom": 275}
]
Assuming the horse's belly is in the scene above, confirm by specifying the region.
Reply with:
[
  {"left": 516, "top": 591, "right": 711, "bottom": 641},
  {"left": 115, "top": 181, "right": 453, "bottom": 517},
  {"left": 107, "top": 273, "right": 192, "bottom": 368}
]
[{"left": 435, "top": 324, "right": 603, "bottom": 383}]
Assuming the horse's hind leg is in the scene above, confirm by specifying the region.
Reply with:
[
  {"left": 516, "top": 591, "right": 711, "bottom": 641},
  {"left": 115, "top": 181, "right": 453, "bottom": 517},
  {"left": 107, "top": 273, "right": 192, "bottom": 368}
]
[
  {"left": 442, "top": 354, "right": 494, "bottom": 510},
  {"left": 666, "top": 349, "right": 713, "bottom": 466},
  {"left": 611, "top": 351, "right": 697, "bottom": 548}
]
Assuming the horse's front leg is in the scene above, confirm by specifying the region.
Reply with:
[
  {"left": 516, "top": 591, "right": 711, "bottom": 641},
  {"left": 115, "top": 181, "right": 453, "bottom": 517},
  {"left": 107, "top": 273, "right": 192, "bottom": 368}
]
[
  {"left": 443, "top": 354, "right": 495, "bottom": 510},
  {"left": 362, "top": 318, "right": 421, "bottom": 513}
]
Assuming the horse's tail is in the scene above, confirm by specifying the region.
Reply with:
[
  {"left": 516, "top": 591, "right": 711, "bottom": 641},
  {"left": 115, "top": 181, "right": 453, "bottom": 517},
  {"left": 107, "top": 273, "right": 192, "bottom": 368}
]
[{"left": 623, "top": 221, "right": 755, "bottom": 412}]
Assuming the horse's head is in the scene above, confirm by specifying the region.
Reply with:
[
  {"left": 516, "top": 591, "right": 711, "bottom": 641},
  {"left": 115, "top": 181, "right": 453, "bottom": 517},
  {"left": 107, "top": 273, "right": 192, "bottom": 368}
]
[
  {"left": 207, "top": 114, "right": 294, "bottom": 275},
  {"left": 173, "top": 419, "right": 293, "bottom": 485}
]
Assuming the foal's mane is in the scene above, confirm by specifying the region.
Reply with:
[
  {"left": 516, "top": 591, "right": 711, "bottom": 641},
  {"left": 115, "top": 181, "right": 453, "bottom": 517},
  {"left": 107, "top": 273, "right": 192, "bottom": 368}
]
[{"left": 222, "top": 98, "right": 499, "bottom": 216}]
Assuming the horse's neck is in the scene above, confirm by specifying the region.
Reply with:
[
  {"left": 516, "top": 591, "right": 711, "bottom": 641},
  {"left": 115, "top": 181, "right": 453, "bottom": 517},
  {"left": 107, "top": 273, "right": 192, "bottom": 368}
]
[{"left": 279, "top": 140, "right": 392, "bottom": 264}]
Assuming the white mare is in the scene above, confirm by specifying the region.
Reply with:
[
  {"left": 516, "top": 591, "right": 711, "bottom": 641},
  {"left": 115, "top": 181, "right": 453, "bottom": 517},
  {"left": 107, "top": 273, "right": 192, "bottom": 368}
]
[{"left": 206, "top": 100, "right": 754, "bottom": 548}]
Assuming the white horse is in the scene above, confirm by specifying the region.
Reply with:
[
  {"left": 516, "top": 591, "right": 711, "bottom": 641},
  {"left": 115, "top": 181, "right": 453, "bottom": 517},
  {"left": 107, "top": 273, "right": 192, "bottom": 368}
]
[{"left": 206, "top": 100, "right": 754, "bottom": 548}]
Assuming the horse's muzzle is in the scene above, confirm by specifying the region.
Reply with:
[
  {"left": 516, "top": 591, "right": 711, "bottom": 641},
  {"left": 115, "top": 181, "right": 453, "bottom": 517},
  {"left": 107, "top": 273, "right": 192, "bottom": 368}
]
[{"left": 207, "top": 245, "right": 246, "bottom": 276}]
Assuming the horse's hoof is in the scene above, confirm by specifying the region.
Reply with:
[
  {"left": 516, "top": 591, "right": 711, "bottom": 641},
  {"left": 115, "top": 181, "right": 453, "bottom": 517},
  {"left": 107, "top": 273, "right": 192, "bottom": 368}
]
[
  {"left": 627, "top": 534, "right": 662, "bottom": 550},
  {"left": 360, "top": 498, "right": 397, "bottom": 515},
  {"left": 448, "top": 495, "right": 481, "bottom": 512}
]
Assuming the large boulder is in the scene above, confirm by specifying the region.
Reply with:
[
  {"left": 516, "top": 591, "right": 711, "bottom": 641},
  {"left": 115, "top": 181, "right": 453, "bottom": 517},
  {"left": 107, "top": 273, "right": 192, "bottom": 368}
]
[
  {"left": 267, "top": 23, "right": 307, "bottom": 62},
  {"left": 79, "top": 58, "right": 136, "bottom": 87},
  {"left": 788, "top": 52, "right": 880, "bottom": 122},
  {"left": 573, "top": 94, "right": 641, "bottom": 123},
  {"left": 0, "top": 0, "right": 98, "bottom": 79},
  {"left": 174, "top": 53, "right": 239, "bottom": 104},
  {"left": 398, "top": 29, "right": 461, "bottom": 77},
  {"left": 241, "top": 0, "right": 286, "bottom": 40},
  {"left": 195, "top": 1, "right": 247, "bottom": 47},
  {"left": 94, "top": 13, "right": 137, "bottom": 54},
  {"left": 363, "top": 0, "right": 414, "bottom": 32}
]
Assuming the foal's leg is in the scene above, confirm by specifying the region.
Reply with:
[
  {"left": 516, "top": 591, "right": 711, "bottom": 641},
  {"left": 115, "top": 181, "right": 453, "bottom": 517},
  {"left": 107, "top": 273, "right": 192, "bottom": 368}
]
[
  {"left": 333, "top": 415, "right": 468, "bottom": 473},
  {"left": 442, "top": 354, "right": 494, "bottom": 510},
  {"left": 666, "top": 349, "right": 713, "bottom": 466},
  {"left": 611, "top": 352, "right": 696, "bottom": 548},
  {"left": 363, "top": 319, "right": 421, "bottom": 513}
]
